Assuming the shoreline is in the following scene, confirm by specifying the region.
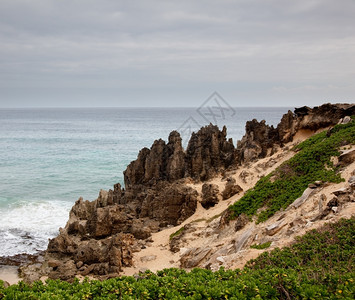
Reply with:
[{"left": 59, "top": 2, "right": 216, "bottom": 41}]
[{"left": 0, "top": 252, "right": 44, "bottom": 285}]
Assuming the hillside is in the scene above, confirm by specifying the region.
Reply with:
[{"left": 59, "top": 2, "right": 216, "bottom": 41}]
[
  {"left": 121, "top": 118, "right": 355, "bottom": 275},
  {"left": 1, "top": 103, "right": 354, "bottom": 298}
]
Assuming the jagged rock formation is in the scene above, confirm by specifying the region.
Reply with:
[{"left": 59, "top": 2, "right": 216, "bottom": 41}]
[
  {"left": 124, "top": 131, "right": 186, "bottom": 188},
  {"left": 124, "top": 125, "right": 236, "bottom": 186},
  {"left": 41, "top": 125, "right": 232, "bottom": 280},
  {"left": 33, "top": 103, "right": 354, "bottom": 282},
  {"left": 185, "top": 125, "right": 236, "bottom": 180}
]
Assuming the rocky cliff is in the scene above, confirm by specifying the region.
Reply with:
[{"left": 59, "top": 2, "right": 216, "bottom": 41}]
[{"left": 22, "top": 103, "right": 354, "bottom": 282}]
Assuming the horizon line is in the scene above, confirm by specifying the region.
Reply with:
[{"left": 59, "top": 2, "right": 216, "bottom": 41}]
[{"left": 0, "top": 105, "right": 295, "bottom": 109}]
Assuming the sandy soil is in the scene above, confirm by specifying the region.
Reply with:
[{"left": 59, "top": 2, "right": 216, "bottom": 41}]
[{"left": 0, "top": 266, "right": 20, "bottom": 285}]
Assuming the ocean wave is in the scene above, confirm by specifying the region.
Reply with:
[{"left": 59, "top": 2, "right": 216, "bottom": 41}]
[{"left": 0, "top": 200, "right": 72, "bottom": 256}]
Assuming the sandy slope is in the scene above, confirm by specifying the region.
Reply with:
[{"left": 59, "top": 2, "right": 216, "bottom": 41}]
[
  {"left": 121, "top": 137, "right": 355, "bottom": 276},
  {"left": 120, "top": 138, "right": 316, "bottom": 275},
  {"left": 0, "top": 266, "right": 20, "bottom": 285}
]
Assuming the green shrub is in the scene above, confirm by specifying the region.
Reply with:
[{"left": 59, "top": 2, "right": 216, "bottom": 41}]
[
  {"left": 169, "top": 227, "right": 185, "bottom": 240},
  {"left": 250, "top": 241, "right": 272, "bottom": 250}
]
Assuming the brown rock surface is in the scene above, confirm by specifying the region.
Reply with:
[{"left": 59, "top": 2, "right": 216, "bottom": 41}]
[
  {"left": 180, "top": 247, "right": 212, "bottom": 268},
  {"left": 185, "top": 125, "right": 236, "bottom": 180},
  {"left": 140, "top": 183, "right": 198, "bottom": 225},
  {"left": 222, "top": 177, "right": 243, "bottom": 200},
  {"left": 201, "top": 183, "right": 220, "bottom": 209}
]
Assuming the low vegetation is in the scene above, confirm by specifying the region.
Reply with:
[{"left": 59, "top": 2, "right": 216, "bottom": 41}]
[
  {"left": 229, "top": 119, "right": 355, "bottom": 223},
  {"left": 169, "top": 227, "right": 185, "bottom": 240},
  {"left": 1, "top": 218, "right": 354, "bottom": 299},
  {"left": 250, "top": 241, "right": 272, "bottom": 250}
]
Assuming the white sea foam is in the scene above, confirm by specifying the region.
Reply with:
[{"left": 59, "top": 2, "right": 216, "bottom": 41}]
[{"left": 0, "top": 200, "right": 72, "bottom": 256}]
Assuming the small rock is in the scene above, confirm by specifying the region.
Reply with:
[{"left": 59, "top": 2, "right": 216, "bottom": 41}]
[
  {"left": 234, "top": 214, "right": 249, "bottom": 232},
  {"left": 318, "top": 198, "right": 323, "bottom": 213},
  {"left": 290, "top": 188, "right": 315, "bottom": 209},
  {"left": 239, "top": 170, "right": 249, "bottom": 183},
  {"left": 180, "top": 247, "right": 212, "bottom": 268},
  {"left": 265, "top": 221, "right": 287, "bottom": 236},
  {"left": 140, "top": 255, "right": 157, "bottom": 263},
  {"left": 234, "top": 228, "right": 253, "bottom": 252},
  {"left": 290, "top": 217, "right": 307, "bottom": 228},
  {"left": 333, "top": 188, "right": 348, "bottom": 196},
  {"left": 138, "top": 268, "right": 148, "bottom": 274},
  {"left": 79, "top": 266, "right": 86, "bottom": 272},
  {"left": 277, "top": 213, "right": 286, "bottom": 221},
  {"left": 308, "top": 183, "right": 317, "bottom": 189},
  {"left": 222, "top": 177, "right": 243, "bottom": 200},
  {"left": 314, "top": 181, "right": 322, "bottom": 186},
  {"left": 48, "top": 260, "right": 61, "bottom": 268},
  {"left": 76, "top": 261, "right": 83, "bottom": 269},
  {"left": 331, "top": 207, "right": 338, "bottom": 213},
  {"left": 327, "top": 197, "right": 339, "bottom": 208},
  {"left": 348, "top": 176, "right": 355, "bottom": 188},
  {"left": 201, "top": 183, "right": 220, "bottom": 209},
  {"left": 216, "top": 257, "right": 225, "bottom": 264},
  {"left": 209, "top": 263, "right": 220, "bottom": 272},
  {"left": 312, "top": 207, "right": 332, "bottom": 221},
  {"left": 341, "top": 116, "right": 352, "bottom": 124},
  {"left": 337, "top": 149, "right": 355, "bottom": 167}
]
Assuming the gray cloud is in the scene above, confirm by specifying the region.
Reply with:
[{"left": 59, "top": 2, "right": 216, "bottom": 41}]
[{"left": 0, "top": 0, "right": 354, "bottom": 107}]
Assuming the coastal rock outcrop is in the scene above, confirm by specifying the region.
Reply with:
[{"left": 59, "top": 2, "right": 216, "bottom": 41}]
[
  {"left": 124, "top": 131, "right": 186, "bottom": 188},
  {"left": 124, "top": 125, "right": 237, "bottom": 186},
  {"left": 47, "top": 233, "right": 135, "bottom": 281},
  {"left": 185, "top": 125, "right": 236, "bottom": 180},
  {"left": 33, "top": 103, "right": 355, "bottom": 282}
]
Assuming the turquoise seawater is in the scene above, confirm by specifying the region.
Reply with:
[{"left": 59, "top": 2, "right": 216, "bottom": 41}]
[{"left": 0, "top": 107, "right": 289, "bottom": 256}]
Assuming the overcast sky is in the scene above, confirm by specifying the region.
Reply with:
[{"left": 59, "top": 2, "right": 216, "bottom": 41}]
[{"left": 0, "top": 0, "right": 354, "bottom": 107}]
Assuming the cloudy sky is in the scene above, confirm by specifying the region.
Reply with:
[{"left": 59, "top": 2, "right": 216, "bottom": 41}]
[{"left": 0, "top": 0, "right": 354, "bottom": 107}]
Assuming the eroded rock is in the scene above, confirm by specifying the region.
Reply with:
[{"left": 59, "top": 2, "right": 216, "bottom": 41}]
[
  {"left": 265, "top": 221, "right": 287, "bottom": 236},
  {"left": 140, "top": 255, "right": 157, "bottom": 263},
  {"left": 337, "top": 149, "right": 355, "bottom": 167},
  {"left": 201, "top": 183, "right": 220, "bottom": 209},
  {"left": 180, "top": 247, "right": 212, "bottom": 268},
  {"left": 222, "top": 177, "right": 243, "bottom": 200},
  {"left": 290, "top": 188, "right": 315, "bottom": 209},
  {"left": 234, "top": 214, "right": 249, "bottom": 232}
]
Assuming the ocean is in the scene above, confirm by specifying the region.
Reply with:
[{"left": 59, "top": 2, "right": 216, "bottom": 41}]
[{"left": 0, "top": 107, "right": 290, "bottom": 256}]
